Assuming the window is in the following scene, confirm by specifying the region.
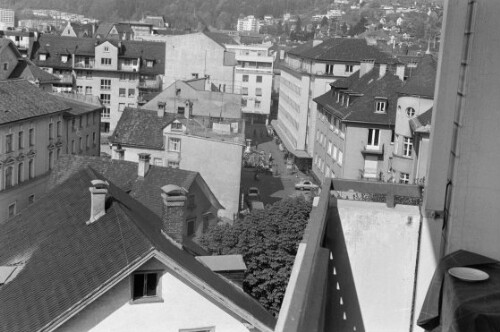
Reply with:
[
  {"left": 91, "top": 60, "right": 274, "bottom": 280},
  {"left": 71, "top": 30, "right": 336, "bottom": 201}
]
[
  {"left": 61, "top": 55, "right": 68, "bottom": 63},
  {"left": 71, "top": 118, "right": 76, "bottom": 132},
  {"left": 39, "top": 54, "right": 46, "bottom": 61},
  {"left": 57, "top": 148, "right": 61, "bottom": 159},
  {"left": 403, "top": 137, "right": 413, "bottom": 157},
  {"left": 242, "top": 75, "right": 249, "bottom": 82},
  {"left": 146, "top": 60, "right": 154, "bottom": 67},
  {"left": 85, "top": 86, "right": 92, "bottom": 95},
  {"left": 333, "top": 145, "right": 338, "bottom": 160},
  {"left": 345, "top": 64, "right": 354, "bottom": 73},
  {"left": 79, "top": 138, "right": 82, "bottom": 152},
  {"left": 128, "top": 89, "right": 135, "bottom": 97},
  {"left": 29, "top": 159, "right": 34, "bottom": 179},
  {"left": 5, "top": 134, "right": 13, "bottom": 153},
  {"left": 187, "top": 195, "right": 196, "bottom": 209},
  {"left": 101, "top": 57, "right": 111, "bottom": 65},
  {"left": 241, "top": 87, "right": 248, "bottom": 95},
  {"left": 71, "top": 140, "right": 75, "bottom": 154},
  {"left": 119, "top": 103, "right": 125, "bottom": 112},
  {"left": 3, "top": 62, "right": 8, "bottom": 71},
  {"left": 49, "top": 123, "right": 53, "bottom": 139},
  {"left": 168, "top": 161, "right": 179, "bottom": 168},
  {"left": 367, "top": 129, "right": 380, "bottom": 147},
  {"left": 100, "top": 94, "right": 110, "bottom": 105},
  {"left": 29, "top": 128, "right": 34, "bottom": 146},
  {"left": 338, "top": 150, "right": 343, "bottom": 166},
  {"left": 187, "top": 217, "right": 196, "bottom": 236},
  {"left": 93, "top": 132, "right": 96, "bottom": 146},
  {"left": 132, "top": 271, "right": 161, "bottom": 301},
  {"left": 375, "top": 101, "right": 386, "bottom": 113},
  {"left": 177, "top": 107, "right": 185, "bottom": 115},
  {"left": 406, "top": 107, "right": 416, "bottom": 117},
  {"left": 28, "top": 194, "right": 35, "bottom": 205},
  {"left": 168, "top": 138, "right": 181, "bottom": 152},
  {"left": 5, "top": 166, "right": 13, "bottom": 189},
  {"left": 399, "top": 173, "right": 410, "bottom": 184},
  {"left": 101, "top": 108, "right": 110, "bottom": 119},
  {"left": 171, "top": 122, "right": 182, "bottom": 130},
  {"left": 86, "top": 71, "right": 93, "bottom": 79},
  {"left": 104, "top": 46, "right": 109, "bottom": 52},
  {"left": 255, "top": 99, "right": 261, "bottom": 108},
  {"left": 49, "top": 151, "right": 54, "bottom": 170},
  {"left": 100, "top": 79, "right": 111, "bottom": 90},
  {"left": 325, "top": 64, "right": 334, "bottom": 75},
  {"left": 119, "top": 88, "right": 126, "bottom": 97},
  {"left": 241, "top": 98, "right": 247, "bottom": 107},
  {"left": 191, "top": 73, "right": 199, "bottom": 79},
  {"left": 153, "top": 158, "right": 163, "bottom": 166},
  {"left": 255, "top": 88, "right": 262, "bottom": 96},
  {"left": 256, "top": 75, "right": 262, "bottom": 83},
  {"left": 86, "top": 135, "right": 89, "bottom": 150},
  {"left": 8, "top": 203, "right": 15, "bottom": 218},
  {"left": 327, "top": 141, "right": 332, "bottom": 155},
  {"left": 18, "top": 131, "right": 24, "bottom": 149},
  {"left": 17, "top": 163, "right": 23, "bottom": 184},
  {"left": 76, "top": 86, "right": 83, "bottom": 94}
]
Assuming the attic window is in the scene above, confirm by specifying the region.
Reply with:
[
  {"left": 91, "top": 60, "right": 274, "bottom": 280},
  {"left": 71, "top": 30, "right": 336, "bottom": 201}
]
[
  {"left": 39, "top": 54, "right": 46, "bottom": 61},
  {"left": 61, "top": 55, "right": 68, "bottom": 63},
  {"left": 131, "top": 271, "right": 163, "bottom": 303},
  {"left": 104, "top": 46, "right": 109, "bottom": 52},
  {"left": 146, "top": 60, "right": 154, "bottom": 68},
  {"left": 172, "top": 121, "right": 182, "bottom": 130},
  {"left": 375, "top": 100, "right": 387, "bottom": 113}
]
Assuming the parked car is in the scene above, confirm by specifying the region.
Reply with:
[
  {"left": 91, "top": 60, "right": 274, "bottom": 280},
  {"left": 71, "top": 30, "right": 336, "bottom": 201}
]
[{"left": 295, "top": 180, "right": 319, "bottom": 191}]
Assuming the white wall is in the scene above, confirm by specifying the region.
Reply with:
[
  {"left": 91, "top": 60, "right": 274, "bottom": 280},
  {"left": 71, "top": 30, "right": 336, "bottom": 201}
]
[
  {"left": 57, "top": 258, "right": 252, "bottom": 332},
  {"left": 337, "top": 200, "right": 420, "bottom": 332}
]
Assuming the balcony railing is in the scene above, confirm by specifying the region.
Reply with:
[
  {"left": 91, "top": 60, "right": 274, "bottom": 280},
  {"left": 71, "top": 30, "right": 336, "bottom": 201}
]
[
  {"left": 138, "top": 79, "right": 161, "bottom": 90},
  {"left": 74, "top": 61, "right": 95, "bottom": 69}
]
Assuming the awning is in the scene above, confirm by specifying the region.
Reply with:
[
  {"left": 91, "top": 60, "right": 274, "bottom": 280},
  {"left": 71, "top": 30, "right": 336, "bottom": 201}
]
[{"left": 271, "top": 120, "right": 311, "bottom": 159}]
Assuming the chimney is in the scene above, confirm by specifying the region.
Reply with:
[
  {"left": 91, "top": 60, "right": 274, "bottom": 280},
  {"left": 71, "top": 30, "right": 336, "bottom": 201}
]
[
  {"left": 379, "top": 63, "right": 387, "bottom": 78},
  {"left": 157, "top": 101, "right": 166, "bottom": 118},
  {"left": 138, "top": 153, "right": 151, "bottom": 177},
  {"left": 161, "top": 185, "right": 188, "bottom": 243},
  {"left": 359, "top": 59, "right": 375, "bottom": 77},
  {"left": 87, "top": 180, "right": 109, "bottom": 224},
  {"left": 395, "top": 63, "right": 405, "bottom": 81},
  {"left": 111, "top": 143, "right": 124, "bottom": 160}
]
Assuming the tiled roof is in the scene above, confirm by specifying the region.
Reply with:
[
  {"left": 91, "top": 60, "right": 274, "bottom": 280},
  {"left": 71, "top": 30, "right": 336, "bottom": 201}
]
[
  {"left": 94, "top": 22, "right": 113, "bottom": 38},
  {"left": 314, "top": 69, "right": 404, "bottom": 126},
  {"left": 31, "top": 35, "right": 165, "bottom": 75},
  {"left": 287, "top": 38, "right": 392, "bottom": 63},
  {"left": 52, "top": 95, "right": 102, "bottom": 116},
  {"left": 398, "top": 54, "right": 437, "bottom": 98},
  {"left": 0, "top": 168, "right": 275, "bottom": 331},
  {"left": 0, "top": 79, "right": 70, "bottom": 125},
  {"left": 48, "top": 155, "right": 202, "bottom": 216},
  {"left": 110, "top": 107, "right": 176, "bottom": 149},
  {"left": 204, "top": 32, "right": 239, "bottom": 46}
]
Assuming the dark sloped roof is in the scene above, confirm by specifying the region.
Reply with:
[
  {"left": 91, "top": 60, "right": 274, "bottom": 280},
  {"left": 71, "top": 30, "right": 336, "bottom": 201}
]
[
  {"left": 314, "top": 69, "right": 404, "bottom": 126},
  {"left": 410, "top": 107, "right": 433, "bottom": 133},
  {"left": 110, "top": 107, "right": 176, "bottom": 149},
  {"left": 287, "top": 38, "right": 392, "bottom": 63},
  {"left": 398, "top": 54, "right": 437, "bottom": 98},
  {"left": 52, "top": 95, "right": 102, "bottom": 116},
  {"left": 416, "top": 107, "right": 433, "bottom": 126},
  {"left": 0, "top": 79, "right": 70, "bottom": 125},
  {"left": 9, "top": 59, "right": 61, "bottom": 83},
  {"left": 204, "top": 32, "right": 239, "bottom": 46},
  {"left": 0, "top": 168, "right": 275, "bottom": 331},
  {"left": 95, "top": 22, "right": 113, "bottom": 38}
]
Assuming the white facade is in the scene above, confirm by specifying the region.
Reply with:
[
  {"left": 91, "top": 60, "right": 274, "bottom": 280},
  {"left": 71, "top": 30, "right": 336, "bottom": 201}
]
[
  {"left": 237, "top": 16, "right": 260, "bottom": 33},
  {"left": 0, "top": 8, "right": 14, "bottom": 30},
  {"left": 226, "top": 44, "right": 273, "bottom": 123},
  {"left": 57, "top": 258, "right": 264, "bottom": 332}
]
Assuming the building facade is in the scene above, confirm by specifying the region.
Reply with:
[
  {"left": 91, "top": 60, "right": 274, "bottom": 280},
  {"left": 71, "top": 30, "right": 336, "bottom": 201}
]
[
  {"left": 237, "top": 15, "right": 261, "bottom": 33},
  {"left": 0, "top": 80, "right": 101, "bottom": 223},
  {"left": 273, "top": 38, "right": 393, "bottom": 171},
  {"left": 0, "top": 8, "right": 14, "bottom": 30},
  {"left": 226, "top": 43, "right": 274, "bottom": 124},
  {"left": 31, "top": 35, "right": 165, "bottom": 134}
]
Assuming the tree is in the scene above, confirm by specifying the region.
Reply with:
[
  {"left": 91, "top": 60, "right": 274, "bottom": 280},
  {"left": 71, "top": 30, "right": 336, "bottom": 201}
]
[{"left": 200, "top": 197, "right": 312, "bottom": 315}]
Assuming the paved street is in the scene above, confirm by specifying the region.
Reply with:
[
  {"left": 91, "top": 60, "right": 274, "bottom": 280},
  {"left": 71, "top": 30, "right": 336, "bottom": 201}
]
[{"left": 241, "top": 123, "right": 314, "bottom": 207}]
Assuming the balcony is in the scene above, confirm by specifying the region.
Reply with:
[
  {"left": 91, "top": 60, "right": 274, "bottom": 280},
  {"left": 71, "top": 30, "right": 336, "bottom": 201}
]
[
  {"left": 74, "top": 61, "right": 95, "bottom": 69},
  {"left": 118, "top": 63, "right": 139, "bottom": 72},
  {"left": 54, "top": 74, "right": 74, "bottom": 84},
  {"left": 362, "top": 144, "right": 384, "bottom": 155},
  {"left": 138, "top": 79, "right": 161, "bottom": 90}
]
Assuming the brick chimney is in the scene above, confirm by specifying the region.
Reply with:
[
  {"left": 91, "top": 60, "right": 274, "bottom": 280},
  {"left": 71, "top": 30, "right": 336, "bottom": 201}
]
[
  {"left": 359, "top": 59, "right": 375, "bottom": 77},
  {"left": 138, "top": 153, "right": 150, "bottom": 177},
  {"left": 161, "top": 184, "right": 188, "bottom": 243},
  {"left": 87, "top": 180, "right": 109, "bottom": 224}
]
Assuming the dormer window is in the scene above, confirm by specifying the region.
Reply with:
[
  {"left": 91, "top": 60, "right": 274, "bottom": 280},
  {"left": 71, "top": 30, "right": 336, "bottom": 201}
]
[
  {"left": 341, "top": 94, "right": 345, "bottom": 106},
  {"left": 171, "top": 121, "right": 182, "bottom": 131},
  {"left": 346, "top": 95, "right": 350, "bottom": 107},
  {"left": 375, "top": 99, "right": 387, "bottom": 113},
  {"left": 39, "top": 54, "right": 46, "bottom": 61},
  {"left": 61, "top": 55, "right": 68, "bottom": 63},
  {"left": 146, "top": 60, "right": 154, "bottom": 68},
  {"left": 336, "top": 91, "right": 340, "bottom": 103},
  {"left": 157, "top": 101, "right": 166, "bottom": 110}
]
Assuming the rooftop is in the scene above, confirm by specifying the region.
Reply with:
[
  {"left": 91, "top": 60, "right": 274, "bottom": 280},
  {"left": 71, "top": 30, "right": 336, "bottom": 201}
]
[{"left": 398, "top": 54, "right": 437, "bottom": 98}]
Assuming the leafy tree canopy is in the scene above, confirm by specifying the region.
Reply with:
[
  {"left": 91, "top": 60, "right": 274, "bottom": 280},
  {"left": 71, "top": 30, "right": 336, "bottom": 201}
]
[{"left": 200, "top": 196, "right": 312, "bottom": 315}]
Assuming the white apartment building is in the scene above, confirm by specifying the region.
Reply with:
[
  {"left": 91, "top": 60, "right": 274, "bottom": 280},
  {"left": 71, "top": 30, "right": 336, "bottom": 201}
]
[
  {"left": 0, "top": 8, "right": 15, "bottom": 30},
  {"left": 237, "top": 15, "right": 260, "bottom": 33},
  {"left": 226, "top": 43, "right": 274, "bottom": 124}
]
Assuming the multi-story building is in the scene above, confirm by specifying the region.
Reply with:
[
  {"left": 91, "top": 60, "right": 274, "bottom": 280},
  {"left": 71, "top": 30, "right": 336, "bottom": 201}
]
[
  {"left": 0, "top": 30, "right": 37, "bottom": 58},
  {"left": 142, "top": 79, "right": 242, "bottom": 119},
  {"left": 141, "top": 32, "right": 237, "bottom": 93},
  {"left": 0, "top": 8, "right": 14, "bottom": 30},
  {"left": 312, "top": 63, "right": 404, "bottom": 182},
  {"left": 31, "top": 34, "right": 165, "bottom": 134},
  {"left": 272, "top": 38, "right": 393, "bottom": 171},
  {"left": 109, "top": 107, "right": 245, "bottom": 220},
  {"left": 392, "top": 54, "right": 436, "bottom": 184},
  {"left": 0, "top": 79, "right": 102, "bottom": 223},
  {"left": 237, "top": 15, "right": 261, "bottom": 33},
  {"left": 226, "top": 43, "right": 274, "bottom": 124}
]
